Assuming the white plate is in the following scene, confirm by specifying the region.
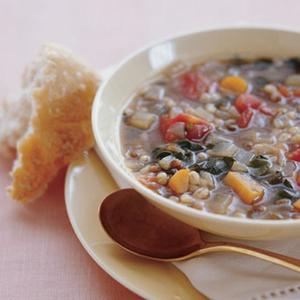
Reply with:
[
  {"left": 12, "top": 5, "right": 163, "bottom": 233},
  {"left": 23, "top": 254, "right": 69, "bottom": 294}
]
[{"left": 65, "top": 150, "right": 207, "bottom": 300}]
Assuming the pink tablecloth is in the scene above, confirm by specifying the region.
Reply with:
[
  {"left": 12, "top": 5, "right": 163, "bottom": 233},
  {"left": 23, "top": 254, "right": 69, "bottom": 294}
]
[{"left": 1, "top": 0, "right": 300, "bottom": 299}]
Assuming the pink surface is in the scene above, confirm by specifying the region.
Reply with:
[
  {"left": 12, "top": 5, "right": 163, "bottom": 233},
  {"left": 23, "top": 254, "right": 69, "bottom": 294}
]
[{"left": 1, "top": 0, "right": 300, "bottom": 299}]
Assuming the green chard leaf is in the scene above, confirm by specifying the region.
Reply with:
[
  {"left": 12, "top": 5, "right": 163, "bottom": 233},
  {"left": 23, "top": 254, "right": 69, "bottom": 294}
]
[{"left": 190, "top": 157, "right": 234, "bottom": 176}]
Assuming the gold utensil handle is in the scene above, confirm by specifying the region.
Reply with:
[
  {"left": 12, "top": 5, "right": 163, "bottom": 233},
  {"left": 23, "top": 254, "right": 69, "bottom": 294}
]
[{"left": 203, "top": 241, "right": 300, "bottom": 273}]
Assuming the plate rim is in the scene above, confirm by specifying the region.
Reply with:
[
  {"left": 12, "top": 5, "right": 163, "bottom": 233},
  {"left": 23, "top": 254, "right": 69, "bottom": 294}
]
[{"left": 65, "top": 156, "right": 155, "bottom": 300}]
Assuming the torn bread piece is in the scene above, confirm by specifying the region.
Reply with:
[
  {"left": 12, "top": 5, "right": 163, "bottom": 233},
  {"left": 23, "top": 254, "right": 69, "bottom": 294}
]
[
  {"left": 5, "top": 44, "right": 99, "bottom": 202},
  {"left": 0, "top": 93, "right": 32, "bottom": 158}
]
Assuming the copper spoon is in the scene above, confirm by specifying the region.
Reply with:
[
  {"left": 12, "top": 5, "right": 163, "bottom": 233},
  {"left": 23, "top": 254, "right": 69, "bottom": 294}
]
[{"left": 99, "top": 189, "right": 300, "bottom": 273}]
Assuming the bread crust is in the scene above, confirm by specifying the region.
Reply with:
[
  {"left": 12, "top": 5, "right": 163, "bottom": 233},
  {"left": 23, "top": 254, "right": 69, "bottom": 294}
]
[{"left": 5, "top": 44, "right": 99, "bottom": 202}]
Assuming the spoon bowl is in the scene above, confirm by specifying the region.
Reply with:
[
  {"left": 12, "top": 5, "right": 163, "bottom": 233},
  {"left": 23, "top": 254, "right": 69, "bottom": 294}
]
[
  {"left": 100, "top": 189, "right": 300, "bottom": 272},
  {"left": 100, "top": 188, "right": 205, "bottom": 259}
]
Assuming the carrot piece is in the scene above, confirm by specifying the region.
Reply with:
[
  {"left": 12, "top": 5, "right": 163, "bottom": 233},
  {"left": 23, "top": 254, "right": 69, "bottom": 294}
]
[
  {"left": 139, "top": 177, "right": 160, "bottom": 190},
  {"left": 224, "top": 171, "right": 264, "bottom": 205},
  {"left": 168, "top": 169, "right": 190, "bottom": 195},
  {"left": 278, "top": 84, "right": 290, "bottom": 97},
  {"left": 220, "top": 76, "right": 248, "bottom": 94},
  {"left": 293, "top": 88, "right": 300, "bottom": 97},
  {"left": 293, "top": 200, "right": 300, "bottom": 212}
]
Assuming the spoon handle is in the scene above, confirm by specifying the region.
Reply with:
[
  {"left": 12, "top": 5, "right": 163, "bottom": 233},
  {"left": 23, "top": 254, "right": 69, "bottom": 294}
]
[{"left": 199, "top": 241, "right": 300, "bottom": 273}]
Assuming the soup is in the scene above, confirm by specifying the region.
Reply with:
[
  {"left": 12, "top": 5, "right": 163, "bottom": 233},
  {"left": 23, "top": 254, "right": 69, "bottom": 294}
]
[{"left": 121, "top": 57, "right": 300, "bottom": 220}]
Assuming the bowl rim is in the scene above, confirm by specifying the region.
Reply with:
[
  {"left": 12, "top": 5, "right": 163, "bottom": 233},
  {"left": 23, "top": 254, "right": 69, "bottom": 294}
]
[{"left": 92, "top": 25, "right": 300, "bottom": 226}]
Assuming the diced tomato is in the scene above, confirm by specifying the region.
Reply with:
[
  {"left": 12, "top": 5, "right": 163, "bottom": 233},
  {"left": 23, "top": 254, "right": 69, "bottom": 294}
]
[
  {"left": 159, "top": 114, "right": 174, "bottom": 135},
  {"left": 186, "top": 123, "right": 213, "bottom": 142},
  {"left": 293, "top": 88, "right": 300, "bottom": 97},
  {"left": 289, "top": 143, "right": 300, "bottom": 151},
  {"left": 160, "top": 115, "right": 183, "bottom": 142},
  {"left": 278, "top": 84, "right": 290, "bottom": 97},
  {"left": 287, "top": 143, "right": 300, "bottom": 160},
  {"left": 235, "top": 94, "right": 276, "bottom": 120},
  {"left": 164, "top": 132, "right": 180, "bottom": 142},
  {"left": 160, "top": 113, "right": 202, "bottom": 135},
  {"left": 258, "top": 105, "right": 276, "bottom": 117},
  {"left": 159, "top": 113, "right": 213, "bottom": 142},
  {"left": 234, "top": 94, "right": 262, "bottom": 113},
  {"left": 159, "top": 114, "right": 184, "bottom": 142},
  {"left": 177, "top": 71, "right": 209, "bottom": 100},
  {"left": 287, "top": 149, "right": 300, "bottom": 161},
  {"left": 236, "top": 109, "right": 253, "bottom": 128},
  {"left": 296, "top": 171, "right": 300, "bottom": 186}
]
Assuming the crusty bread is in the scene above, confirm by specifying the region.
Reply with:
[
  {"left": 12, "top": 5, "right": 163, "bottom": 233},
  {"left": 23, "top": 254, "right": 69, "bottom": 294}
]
[
  {"left": 3, "top": 44, "right": 99, "bottom": 202},
  {"left": 0, "top": 92, "right": 32, "bottom": 158}
]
